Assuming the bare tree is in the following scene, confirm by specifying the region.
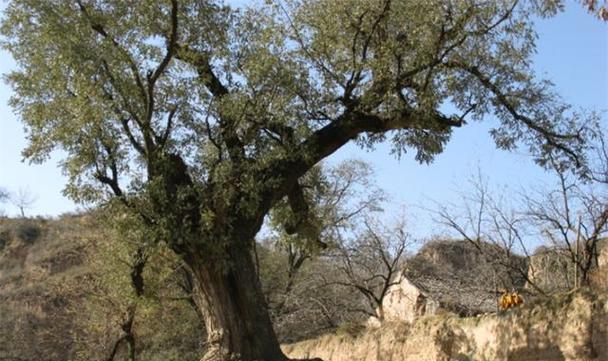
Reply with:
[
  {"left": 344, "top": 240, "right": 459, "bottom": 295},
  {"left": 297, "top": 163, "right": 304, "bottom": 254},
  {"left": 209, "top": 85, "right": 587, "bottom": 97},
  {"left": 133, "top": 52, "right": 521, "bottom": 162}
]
[
  {"left": 432, "top": 131, "right": 608, "bottom": 295},
  {"left": 0, "top": 188, "right": 8, "bottom": 202},
  {"left": 429, "top": 171, "right": 541, "bottom": 296},
  {"left": 258, "top": 247, "right": 366, "bottom": 342},
  {"left": 265, "top": 159, "right": 385, "bottom": 316},
  {"left": 10, "top": 188, "right": 37, "bottom": 218},
  {"left": 260, "top": 160, "right": 404, "bottom": 337},
  {"left": 524, "top": 146, "right": 608, "bottom": 289},
  {"left": 330, "top": 216, "right": 412, "bottom": 321},
  {"left": 0, "top": 188, "right": 9, "bottom": 216}
]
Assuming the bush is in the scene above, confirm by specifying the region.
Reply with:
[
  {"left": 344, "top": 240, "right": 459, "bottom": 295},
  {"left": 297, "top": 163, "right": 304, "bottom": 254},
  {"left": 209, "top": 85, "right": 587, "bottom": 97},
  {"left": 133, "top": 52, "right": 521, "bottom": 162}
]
[
  {"left": 335, "top": 321, "right": 367, "bottom": 338},
  {"left": 0, "top": 229, "right": 9, "bottom": 250},
  {"left": 14, "top": 221, "right": 42, "bottom": 244}
]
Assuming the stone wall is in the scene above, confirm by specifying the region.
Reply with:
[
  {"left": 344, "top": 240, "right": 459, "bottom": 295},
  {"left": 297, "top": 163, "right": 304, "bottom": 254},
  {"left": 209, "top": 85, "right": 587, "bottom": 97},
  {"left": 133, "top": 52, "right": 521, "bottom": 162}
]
[
  {"left": 283, "top": 290, "right": 608, "bottom": 361},
  {"left": 368, "top": 272, "right": 441, "bottom": 327}
]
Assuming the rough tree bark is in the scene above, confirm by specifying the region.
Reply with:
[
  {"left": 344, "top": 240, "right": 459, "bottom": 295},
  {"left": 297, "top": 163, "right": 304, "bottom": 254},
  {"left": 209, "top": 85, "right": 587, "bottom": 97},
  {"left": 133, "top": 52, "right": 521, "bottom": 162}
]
[
  {"left": 153, "top": 155, "right": 302, "bottom": 361},
  {"left": 188, "top": 246, "right": 287, "bottom": 361}
]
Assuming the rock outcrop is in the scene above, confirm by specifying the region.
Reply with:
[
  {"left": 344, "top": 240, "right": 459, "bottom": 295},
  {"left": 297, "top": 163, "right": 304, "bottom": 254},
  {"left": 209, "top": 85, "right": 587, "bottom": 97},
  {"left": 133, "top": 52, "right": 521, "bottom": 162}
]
[
  {"left": 369, "top": 240, "right": 528, "bottom": 326},
  {"left": 284, "top": 289, "right": 608, "bottom": 361},
  {"left": 527, "top": 239, "right": 608, "bottom": 293}
]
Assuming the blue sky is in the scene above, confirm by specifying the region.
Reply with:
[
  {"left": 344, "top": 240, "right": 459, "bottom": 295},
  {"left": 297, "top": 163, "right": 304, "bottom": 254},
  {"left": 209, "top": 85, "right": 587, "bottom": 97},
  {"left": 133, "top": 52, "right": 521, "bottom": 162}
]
[
  {"left": 0, "top": 1, "right": 606, "bottom": 242},
  {"left": 330, "top": 1, "right": 607, "bottom": 239}
]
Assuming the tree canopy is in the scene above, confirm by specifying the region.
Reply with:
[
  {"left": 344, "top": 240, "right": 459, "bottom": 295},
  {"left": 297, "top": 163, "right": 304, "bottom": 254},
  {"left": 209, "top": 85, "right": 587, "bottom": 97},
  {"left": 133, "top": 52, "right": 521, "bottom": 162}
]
[{"left": 2, "top": 1, "right": 594, "bottom": 208}]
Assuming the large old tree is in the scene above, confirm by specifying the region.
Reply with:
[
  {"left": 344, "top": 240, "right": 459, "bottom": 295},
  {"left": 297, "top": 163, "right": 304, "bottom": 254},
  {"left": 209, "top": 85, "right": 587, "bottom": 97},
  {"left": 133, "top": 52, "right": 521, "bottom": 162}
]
[{"left": 1, "top": 0, "right": 598, "bottom": 360}]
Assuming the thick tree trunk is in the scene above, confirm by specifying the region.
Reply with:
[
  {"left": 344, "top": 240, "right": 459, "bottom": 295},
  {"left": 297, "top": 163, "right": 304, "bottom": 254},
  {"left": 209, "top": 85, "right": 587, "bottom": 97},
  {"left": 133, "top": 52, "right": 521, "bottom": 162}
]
[
  {"left": 187, "top": 246, "right": 288, "bottom": 361},
  {"left": 154, "top": 155, "right": 320, "bottom": 360}
]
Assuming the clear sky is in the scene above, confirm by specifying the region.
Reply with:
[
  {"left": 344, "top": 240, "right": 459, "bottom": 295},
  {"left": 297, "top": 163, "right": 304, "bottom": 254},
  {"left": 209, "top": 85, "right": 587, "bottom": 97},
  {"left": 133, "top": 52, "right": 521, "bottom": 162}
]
[{"left": 0, "top": 1, "right": 606, "bottom": 241}]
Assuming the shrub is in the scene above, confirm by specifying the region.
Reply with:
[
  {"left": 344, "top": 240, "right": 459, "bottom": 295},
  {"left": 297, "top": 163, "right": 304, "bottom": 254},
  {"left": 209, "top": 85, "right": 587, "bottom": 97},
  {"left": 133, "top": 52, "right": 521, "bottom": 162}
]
[
  {"left": 0, "top": 229, "right": 9, "bottom": 250},
  {"left": 335, "top": 321, "right": 366, "bottom": 338},
  {"left": 14, "top": 221, "right": 42, "bottom": 245}
]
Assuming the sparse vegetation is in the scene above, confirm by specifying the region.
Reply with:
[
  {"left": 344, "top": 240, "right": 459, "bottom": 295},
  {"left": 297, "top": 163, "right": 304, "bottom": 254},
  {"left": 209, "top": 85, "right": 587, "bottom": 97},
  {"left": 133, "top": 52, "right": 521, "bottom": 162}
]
[
  {"left": 0, "top": 218, "right": 43, "bottom": 248},
  {"left": 0, "top": 216, "right": 204, "bottom": 361},
  {"left": 14, "top": 220, "right": 42, "bottom": 244},
  {"left": 0, "top": 209, "right": 606, "bottom": 361}
]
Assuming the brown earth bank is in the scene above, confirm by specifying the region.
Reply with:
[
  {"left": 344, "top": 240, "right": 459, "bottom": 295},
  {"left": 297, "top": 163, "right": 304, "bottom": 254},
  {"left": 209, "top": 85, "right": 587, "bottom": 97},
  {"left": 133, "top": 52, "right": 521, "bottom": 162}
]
[
  {"left": 282, "top": 289, "right": 608, "bottom": 361},
  {"left": 2, "top": 215, "right": 606, "bottom": 361},
  {"left": 0, "top": 216, "right": 204, "bottom": 361}
]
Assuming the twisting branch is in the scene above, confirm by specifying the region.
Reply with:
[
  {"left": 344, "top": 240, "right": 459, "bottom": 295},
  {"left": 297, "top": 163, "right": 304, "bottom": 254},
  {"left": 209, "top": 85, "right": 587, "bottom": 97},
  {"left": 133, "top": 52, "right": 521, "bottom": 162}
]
[
  {"left": 175, "top": 44, "right": 229, "bottom": 97},
  {"left": 76, "top": 0, "right": 147, "bottom": 103},
  {"left": 259, "top": 106, "right": 462, "bottom": 214},
  {"left": 98, "top": 61, "right": 150, "bottom": 153},
  {"left": 146, "top": 0, "right": 179, "bottom": 124},
  {"left": 444, "top": 61, "right": 583, "bottom": 166},
  {"left": 158, "top": 104, "right": 178, "bottom": 148},
  {"left": 119, "top": 117, "right": 146, "bottom": 156},
  {"left": 148, "top": 0, "right": 179, "bottom": 89},
  {"left": 95, "top": 139, "right": 124, "bottom": 198},
  {"left": 283, "top": 181, "right": 327, "bottom": 248},
  {"left": 175, "top": 44, "right": 245, "bottom": 161}
]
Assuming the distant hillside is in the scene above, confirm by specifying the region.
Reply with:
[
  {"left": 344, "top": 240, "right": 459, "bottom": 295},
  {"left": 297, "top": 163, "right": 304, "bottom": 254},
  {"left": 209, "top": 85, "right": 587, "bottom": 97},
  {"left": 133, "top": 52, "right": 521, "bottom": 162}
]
[
  {"left": 1, "top": 216, "right": 604, "bottom": 361},
  {"left": 0, "top": 217, "right": 87, "bottom": 361},
  {"left": 0, "top": 216, "right": 203, "bottom": 361},
  {"left": 406, "top": 239, "right": 528, "bottom": 289}
]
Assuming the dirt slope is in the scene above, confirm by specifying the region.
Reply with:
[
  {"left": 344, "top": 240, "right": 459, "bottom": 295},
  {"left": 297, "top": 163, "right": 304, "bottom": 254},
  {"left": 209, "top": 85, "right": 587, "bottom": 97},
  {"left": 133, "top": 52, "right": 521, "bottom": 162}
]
[{"left": 283, "top": 290, "right": 608, "bottom": 361}]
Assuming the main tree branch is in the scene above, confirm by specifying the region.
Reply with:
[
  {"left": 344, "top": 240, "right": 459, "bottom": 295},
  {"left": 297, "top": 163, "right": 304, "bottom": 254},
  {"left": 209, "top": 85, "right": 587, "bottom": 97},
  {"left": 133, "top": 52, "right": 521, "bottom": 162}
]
[
  {"left": 444, "top": 60, "right": 583, "bottom": 166},
  {"left": 257, "top": 107, "right": 462, "bottom": 223},
  {"left": 175, "top": 44, "right": 245, "bottom": 162}
]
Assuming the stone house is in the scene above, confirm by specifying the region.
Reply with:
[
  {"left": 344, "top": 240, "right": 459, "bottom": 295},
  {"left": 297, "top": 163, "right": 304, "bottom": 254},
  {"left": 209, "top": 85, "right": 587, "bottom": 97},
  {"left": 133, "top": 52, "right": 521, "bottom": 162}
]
[{"left": 369, "top": 239, "right": 528, "bottom": 326}]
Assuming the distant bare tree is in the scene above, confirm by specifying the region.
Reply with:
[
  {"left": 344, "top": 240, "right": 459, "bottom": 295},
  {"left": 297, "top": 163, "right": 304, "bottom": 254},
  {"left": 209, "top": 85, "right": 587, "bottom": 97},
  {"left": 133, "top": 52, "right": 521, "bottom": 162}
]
[
  {"left": 0, "top": 188, "right": 8, "bottom": 202},
  {"left": 258, "top": 159, "right": 387, "bottom": 341},
  {"left": 265, "top": 159, "right": 385, "bottom": 316},
  {"left": 524, "top": 136, "right": 608, "bottom": 288},
  {"left": 429, "top": 171, "right": 541, "bottom": 295},
  {"left": 330, "top": 216, "right": 412, "bottom": 321},
  {"left": 258, "top": 247, "right": 366, "bottom": 342},
  {"left": 10, "top": 188, "right": 37, "bottom": 217},
  {"left": 432, "top": 129, "right": 608, "bottom": 294},
  {"left": 0, "top": 188, "right": 9, "bottom": 216}
]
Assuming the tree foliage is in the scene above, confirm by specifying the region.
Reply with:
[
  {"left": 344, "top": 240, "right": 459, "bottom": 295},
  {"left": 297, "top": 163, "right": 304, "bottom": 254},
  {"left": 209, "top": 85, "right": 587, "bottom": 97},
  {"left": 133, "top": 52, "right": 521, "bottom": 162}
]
[
  {"left": 581, "top": 0, "right": 608, "bottom": 20},
  {"left": 1, "top": 0, "right": 594, "bottom": 213},
  {"left": 72, "top": 211, "right": 205, "bottom": 361},
  {"left": 266, "top": 159, "right": 384, "bottom": 293}
]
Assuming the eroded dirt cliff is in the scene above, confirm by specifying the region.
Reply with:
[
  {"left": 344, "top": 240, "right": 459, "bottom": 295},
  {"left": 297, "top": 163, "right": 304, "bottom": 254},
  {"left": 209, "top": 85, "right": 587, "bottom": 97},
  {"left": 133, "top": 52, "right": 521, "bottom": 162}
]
[{"left": 283, "top": 290, "right": 608, "bottom": 361}]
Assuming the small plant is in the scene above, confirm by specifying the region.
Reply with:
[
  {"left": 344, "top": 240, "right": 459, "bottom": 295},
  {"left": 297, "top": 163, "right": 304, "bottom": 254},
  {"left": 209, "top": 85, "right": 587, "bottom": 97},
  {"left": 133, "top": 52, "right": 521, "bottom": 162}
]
[
  {"left": 0, "top": 229, "right": 9, "bottom": 250},
  {"left": 14, "top": 221, "right": 41, "bottom": 245},
  {"left": 336, "top": 321, "right": 366, "bottom": 338}
]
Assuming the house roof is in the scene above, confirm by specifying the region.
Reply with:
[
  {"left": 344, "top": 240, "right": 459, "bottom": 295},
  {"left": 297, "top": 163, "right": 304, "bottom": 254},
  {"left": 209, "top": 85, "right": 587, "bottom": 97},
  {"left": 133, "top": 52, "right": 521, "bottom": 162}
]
[{"left": 401, "top": 239, "right": 528, "bottom": 315}]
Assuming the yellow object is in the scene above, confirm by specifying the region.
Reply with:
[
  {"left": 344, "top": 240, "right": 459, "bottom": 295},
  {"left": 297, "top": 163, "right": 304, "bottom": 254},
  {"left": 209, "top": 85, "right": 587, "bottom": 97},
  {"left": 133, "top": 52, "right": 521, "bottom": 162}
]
[{"left": 499, "top": 291, "right": 524, "bottom": 310}]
